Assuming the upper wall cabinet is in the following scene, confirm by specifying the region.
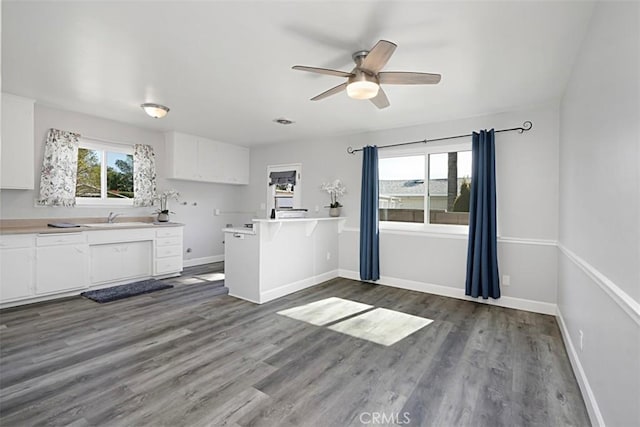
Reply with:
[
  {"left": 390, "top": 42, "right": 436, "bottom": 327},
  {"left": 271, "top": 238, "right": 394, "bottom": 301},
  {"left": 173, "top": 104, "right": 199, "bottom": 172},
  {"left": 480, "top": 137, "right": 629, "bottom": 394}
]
[
  {"left": 1, "top": 93, "right": 35, "bottom": 189},
  {"left": 165, "top": 131, "right": 249, "bottom": 185}
]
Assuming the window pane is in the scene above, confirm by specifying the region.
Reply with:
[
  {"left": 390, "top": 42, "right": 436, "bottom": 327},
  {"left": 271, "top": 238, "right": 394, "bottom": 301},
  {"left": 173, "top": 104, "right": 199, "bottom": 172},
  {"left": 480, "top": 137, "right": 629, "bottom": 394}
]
[
  {"left": 75, "top": 148, "right": 102, "bottom": 198},
  {"left": 379, "top": 155, "right": 425, "bottom": 223},
  {"left": 106, "top": 152, "right": 134, "bottom": 199},
  {"left": 428, "top": 150, "right": 471, "bottom": 225}
]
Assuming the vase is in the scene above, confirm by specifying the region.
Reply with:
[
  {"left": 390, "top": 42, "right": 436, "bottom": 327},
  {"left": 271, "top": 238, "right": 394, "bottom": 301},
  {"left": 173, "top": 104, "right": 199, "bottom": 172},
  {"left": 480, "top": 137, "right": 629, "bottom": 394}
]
[
  {"left": 329, "top": 207, "right": 341, "bottom": 217},
  {"left": 157, "top": 212, "right": 170, "bottom": 222}
]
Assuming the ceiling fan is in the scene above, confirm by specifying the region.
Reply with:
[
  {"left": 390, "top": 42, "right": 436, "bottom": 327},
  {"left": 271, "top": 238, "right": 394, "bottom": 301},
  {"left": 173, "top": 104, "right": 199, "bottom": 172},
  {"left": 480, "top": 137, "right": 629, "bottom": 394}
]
[{"left": 292, "top": 40, "right": 441, "bottom": 109}]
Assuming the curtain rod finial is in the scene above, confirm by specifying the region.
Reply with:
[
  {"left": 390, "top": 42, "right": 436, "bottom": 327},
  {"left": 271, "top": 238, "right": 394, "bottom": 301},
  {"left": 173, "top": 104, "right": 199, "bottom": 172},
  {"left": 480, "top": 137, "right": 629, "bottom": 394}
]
[
  {"left": 521, "top": 121, "right": 533, "bottom": 132},
  {"left": 347, "top": 146, "right": 356, "bottom": 154}
]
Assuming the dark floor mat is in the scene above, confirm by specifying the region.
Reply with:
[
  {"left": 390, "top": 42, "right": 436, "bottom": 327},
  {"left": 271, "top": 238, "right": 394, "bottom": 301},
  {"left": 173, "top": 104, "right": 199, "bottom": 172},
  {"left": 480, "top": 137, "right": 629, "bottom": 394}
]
[{"left": 81, "top": 279, "right": 173, "bottom": 303}]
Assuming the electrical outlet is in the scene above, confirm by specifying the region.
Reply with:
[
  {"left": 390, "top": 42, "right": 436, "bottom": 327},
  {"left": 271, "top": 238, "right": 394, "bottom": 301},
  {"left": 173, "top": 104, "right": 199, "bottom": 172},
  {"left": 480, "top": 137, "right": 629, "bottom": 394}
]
[
  {"left": 214, "top": 209, "right": 220, "bottom": 216},
  {"left": 502, "top": 275, "right": 511, "bottom": 286},
  {"left": 315, "top": 205, "right": 320, "bottom": 213},
  {"left": 579, "top": 330, "right": 584, "bottom": 351},
  {"left": 326, "top": 252, "right": 331, "bottom": 260}
]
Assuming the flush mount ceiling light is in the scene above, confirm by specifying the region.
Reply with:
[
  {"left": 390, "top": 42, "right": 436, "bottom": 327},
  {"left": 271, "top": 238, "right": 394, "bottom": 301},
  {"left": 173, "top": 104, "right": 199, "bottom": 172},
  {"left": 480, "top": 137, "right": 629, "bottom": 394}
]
[
  {"left": 346, "top": 70, "right": 380, "bottom": 100},
  {"left": 140, "top": 103, "right": 170, "bottom": 119}
]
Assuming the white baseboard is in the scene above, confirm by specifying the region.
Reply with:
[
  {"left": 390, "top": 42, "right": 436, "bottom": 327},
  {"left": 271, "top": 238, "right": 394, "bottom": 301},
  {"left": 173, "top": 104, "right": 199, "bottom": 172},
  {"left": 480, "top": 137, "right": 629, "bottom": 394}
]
[
  {"left": 183, "top": 255, "right": 224, "bottom": 268},
  {"left": 556, "top": 307, "right": 604, "bottom": 427},
  {"left": 260, "top": 270, "right": 339, "bottom": 303},
  {"left": 338, "top": 269, "right": 557, "bottom": 315}
]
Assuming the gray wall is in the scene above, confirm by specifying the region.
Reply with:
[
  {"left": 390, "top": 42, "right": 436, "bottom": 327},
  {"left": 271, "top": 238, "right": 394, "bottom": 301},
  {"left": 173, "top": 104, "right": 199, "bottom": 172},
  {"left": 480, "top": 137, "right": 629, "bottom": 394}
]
[
  {"left": 243, "top": 104, "right": 561, "bottom": 308},
  {"left": 0, "top": 104, "right": 243, "bottom": 263},
  {"left": 558, "top": 2, "right": 639, "bottom": 426}
]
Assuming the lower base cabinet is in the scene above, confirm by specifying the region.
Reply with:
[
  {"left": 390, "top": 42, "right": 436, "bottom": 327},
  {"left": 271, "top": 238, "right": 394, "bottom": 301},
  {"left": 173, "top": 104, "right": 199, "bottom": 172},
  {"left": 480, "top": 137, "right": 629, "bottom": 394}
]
[
  {"left": 0, "top": 245, "right": 35, "bottom": 301},
  {"left": 90, "top": 241, "right": 152, "bottom": 285},
  {"left": 35, "top": 234, "right": 89, "bottom": 295},
  {"left": 1, "top": 226, "right": 183, "bottom": 307}
]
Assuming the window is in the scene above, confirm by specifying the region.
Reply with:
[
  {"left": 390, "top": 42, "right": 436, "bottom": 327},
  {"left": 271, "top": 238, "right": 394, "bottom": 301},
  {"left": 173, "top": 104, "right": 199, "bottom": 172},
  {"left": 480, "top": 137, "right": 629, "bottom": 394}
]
[
  {"left": 266, "top": 163, "right": 302, "bottom": 215},
  {"left": 75, "top": 140, "right": 134, "bottom": 205},
  {"left": 379, "top": 144, "right": 472, "bottom": 228}
]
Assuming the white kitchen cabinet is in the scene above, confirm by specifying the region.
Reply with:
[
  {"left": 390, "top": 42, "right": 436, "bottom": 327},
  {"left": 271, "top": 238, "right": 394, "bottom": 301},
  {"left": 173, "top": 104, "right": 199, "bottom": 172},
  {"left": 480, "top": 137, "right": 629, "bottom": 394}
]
[
  {"left": 0, "top": 234, "right": 35, "bottom": 301},
  {"left": 154, "top": 227, "right": 183, "bottom": 276},
  {"left": 1, "top": 93, "right": 35, "bottom": 189},
  {"left": 167, "top": 132, "right": 200, "bottom": 181},
  {"left": 165, "top": 131, "right": 249, "bottom": 184},
  {"left": 90, "top": 241, "right": 152, "bottom": 284},
  {"left": 1, "top": 225, "right": 184, "bottom": 307},
  {"left": 36, "top": 233, "right": 89, "bottom": 295}
]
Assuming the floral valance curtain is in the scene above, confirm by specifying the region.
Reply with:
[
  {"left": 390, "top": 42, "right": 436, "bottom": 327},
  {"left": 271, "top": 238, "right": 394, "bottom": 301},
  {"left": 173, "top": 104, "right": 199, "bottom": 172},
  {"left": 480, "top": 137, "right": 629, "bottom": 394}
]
[
  {"left": 37, "top": 129, "right": 80, "bottom": 207},
  {"left": 133, "top": 144, "right": 157, "bottom": 207}
]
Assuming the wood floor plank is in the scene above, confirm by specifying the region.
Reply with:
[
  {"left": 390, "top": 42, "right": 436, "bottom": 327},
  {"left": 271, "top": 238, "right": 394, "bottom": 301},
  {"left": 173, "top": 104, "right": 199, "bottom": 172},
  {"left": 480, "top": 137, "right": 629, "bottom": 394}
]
[{"left": 0, "top": 268, "right": 590, "bottom": 426}]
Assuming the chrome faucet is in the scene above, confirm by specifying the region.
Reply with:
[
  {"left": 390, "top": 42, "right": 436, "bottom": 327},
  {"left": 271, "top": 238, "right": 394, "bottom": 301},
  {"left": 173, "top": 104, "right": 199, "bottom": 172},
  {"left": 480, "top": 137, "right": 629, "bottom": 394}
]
[{"left": 107, "top": 212, "right": 121, "bottom": 223}]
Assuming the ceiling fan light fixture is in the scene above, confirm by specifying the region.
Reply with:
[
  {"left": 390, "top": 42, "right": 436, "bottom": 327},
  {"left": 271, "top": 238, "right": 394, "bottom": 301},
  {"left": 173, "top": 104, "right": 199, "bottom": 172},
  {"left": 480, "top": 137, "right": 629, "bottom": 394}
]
[
  {"left": 346, "top": 70, "right": 380, "bottom": 100},
  {"left": 347, "top": 80, "right": 379, "bottom": 100},
  {"left": 140, "top": 103, "right": 170, "bottom": 119}
]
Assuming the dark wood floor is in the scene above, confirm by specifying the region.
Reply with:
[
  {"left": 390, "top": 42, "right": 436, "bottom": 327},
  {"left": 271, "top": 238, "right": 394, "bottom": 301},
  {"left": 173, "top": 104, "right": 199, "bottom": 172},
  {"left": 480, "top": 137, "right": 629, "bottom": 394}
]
[{"left": 0, "top": 264, "right": 590, "bottom": 426}]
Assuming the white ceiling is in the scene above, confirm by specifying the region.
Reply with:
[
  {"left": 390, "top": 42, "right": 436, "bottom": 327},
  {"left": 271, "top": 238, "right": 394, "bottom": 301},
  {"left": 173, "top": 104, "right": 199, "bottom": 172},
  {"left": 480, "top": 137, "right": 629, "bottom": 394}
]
[{"left": 2, "top": 1, "right": 594, "bottom": 146}]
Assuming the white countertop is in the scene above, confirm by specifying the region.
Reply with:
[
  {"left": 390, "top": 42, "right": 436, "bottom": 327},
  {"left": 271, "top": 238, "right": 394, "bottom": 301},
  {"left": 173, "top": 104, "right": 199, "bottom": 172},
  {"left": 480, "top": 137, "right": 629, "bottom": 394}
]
[{"left": 252, "top": 217, "right": 346, "bottom": 223}]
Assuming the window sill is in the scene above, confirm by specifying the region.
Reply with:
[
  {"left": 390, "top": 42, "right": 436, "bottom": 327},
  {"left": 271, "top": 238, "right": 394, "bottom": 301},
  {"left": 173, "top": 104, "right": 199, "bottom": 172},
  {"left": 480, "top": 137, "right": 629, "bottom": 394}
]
[
  {"left": 379, "top": 221, "right": 469, "bottom": 239},
  {"left": 33, "top": 200, "right": 137, "bottom": 209}
]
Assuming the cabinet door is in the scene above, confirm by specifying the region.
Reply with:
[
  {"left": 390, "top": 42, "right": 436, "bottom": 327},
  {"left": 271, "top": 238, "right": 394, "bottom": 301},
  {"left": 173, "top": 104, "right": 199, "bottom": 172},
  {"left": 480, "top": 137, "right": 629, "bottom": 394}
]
[
  {"left": 0, "top": 248, "right": 35, "bottom": 301},
  {"left": 90, "top": 244, "right": 122, "bottom": 284},
  {"left": 119, "top": 241, "right": 152, "bottom": 279},
  {"left": 197, "top": 139, "right": 220, "bottom": 182},
  {"left": 168, "top": 132, "right": 199, "bottom": 180},
  {"left": 36, "top": 244, "right": 89, "bottom": 294},
  {"left": 90, "top": 242, "right": 151, "bottom": 284},
  {"left": 1, "top": 94, "right": 35, "bottom": 189},
  {"left": 224, "top": 143, "right": 250, "bottom": 184}
]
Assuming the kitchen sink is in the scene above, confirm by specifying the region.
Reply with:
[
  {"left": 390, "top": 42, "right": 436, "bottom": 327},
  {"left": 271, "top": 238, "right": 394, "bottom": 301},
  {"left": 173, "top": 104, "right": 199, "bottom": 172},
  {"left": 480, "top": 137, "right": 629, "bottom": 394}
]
[{"left": 83, "top": 222, "right": 151, "bottom": 228}]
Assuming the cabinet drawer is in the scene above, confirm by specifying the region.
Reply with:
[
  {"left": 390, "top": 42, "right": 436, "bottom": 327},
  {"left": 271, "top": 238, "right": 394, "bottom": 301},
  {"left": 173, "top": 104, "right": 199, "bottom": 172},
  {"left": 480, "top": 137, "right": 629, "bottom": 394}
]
[
  {"left": 156, "top": 236, "right": 182, "bottom": 247},
  {"left": 0, "top": 234, "right": 35, "bottom": 249},
  {"left": 155, "top": 227, "right": 182, "bottom": 238},
  {"left": 155, "top": 257, "right": 182, "bottom": 275},
  {"left": 155, "top": 245, "right": 182, "bottom": 258},
  {"left": 37, "top": 233, "right": 86, "bottom": 246}
]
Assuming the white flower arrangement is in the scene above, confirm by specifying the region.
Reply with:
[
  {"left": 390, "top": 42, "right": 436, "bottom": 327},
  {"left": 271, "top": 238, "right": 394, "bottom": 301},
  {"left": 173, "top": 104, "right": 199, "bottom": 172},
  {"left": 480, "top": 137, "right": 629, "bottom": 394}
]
[
  {"left": 320, "top": 179, "right": 346, "bottom": 208},
  {"left": 154, "top": 189, "right": 180, "bottom": 214}
]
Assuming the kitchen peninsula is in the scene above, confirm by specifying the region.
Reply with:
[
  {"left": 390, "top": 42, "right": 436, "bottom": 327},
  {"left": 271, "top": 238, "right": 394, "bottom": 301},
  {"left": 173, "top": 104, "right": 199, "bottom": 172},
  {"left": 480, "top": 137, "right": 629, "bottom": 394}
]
[{"left": 223, "top": 217, "right": 345, "bottom": 303}]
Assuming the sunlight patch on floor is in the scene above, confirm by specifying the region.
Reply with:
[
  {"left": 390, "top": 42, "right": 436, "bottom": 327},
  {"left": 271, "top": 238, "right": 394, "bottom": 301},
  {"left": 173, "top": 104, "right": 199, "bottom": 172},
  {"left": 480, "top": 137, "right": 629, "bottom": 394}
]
[
  {"left": 194, "top": 272, "right": 225, "bottom": 282},
  {"left": 277, "top": 297, "right": 372, "bottom": 326},
  {"left": 172, "top": 277, "right": 208, "bottom": 285},
  {"left": 277, "top": 297, "right": 434, "bottom": 346},
  {"left": 328, "top": 307, "right": 433, "bottom": 346}
]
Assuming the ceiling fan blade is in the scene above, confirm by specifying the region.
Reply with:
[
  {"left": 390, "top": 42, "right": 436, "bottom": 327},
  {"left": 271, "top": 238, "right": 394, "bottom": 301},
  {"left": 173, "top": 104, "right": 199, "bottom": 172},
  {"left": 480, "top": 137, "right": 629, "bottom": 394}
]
[
  {"left": 311, "top": 82, "right": 348, "bottom": 101},
  {"left": 360, "top": 40, "right": 397, "bottom": 74},
  {"left": 292, "top": 65, "right": 353, "bottom": 78},
  {"left": 378, "top": 71, "right": 442, "bottom": 85},
  {"left": 369, "top": 87, "right": 390, "bottom": 109}
]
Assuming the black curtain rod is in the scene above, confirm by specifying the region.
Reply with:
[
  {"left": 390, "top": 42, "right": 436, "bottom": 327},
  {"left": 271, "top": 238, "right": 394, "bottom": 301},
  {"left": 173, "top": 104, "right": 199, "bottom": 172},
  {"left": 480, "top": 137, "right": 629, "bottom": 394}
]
[{"left": 346, "top": 121, "right": 533, "bottom": 154}]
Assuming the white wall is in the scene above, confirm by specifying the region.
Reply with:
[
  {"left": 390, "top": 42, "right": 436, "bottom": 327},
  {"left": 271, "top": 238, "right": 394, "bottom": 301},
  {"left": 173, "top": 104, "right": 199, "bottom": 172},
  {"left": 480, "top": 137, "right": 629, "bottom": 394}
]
[
  {"left": 558, "top": 2, "right": 639, "bottom": 426},
  {"left": 0, "top": 104, "right": 243, "bottom": 263},
  {"left": 244, "top": 105, "right": 560, "bottom": 311}
]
